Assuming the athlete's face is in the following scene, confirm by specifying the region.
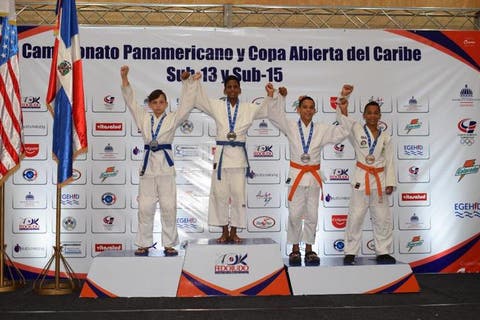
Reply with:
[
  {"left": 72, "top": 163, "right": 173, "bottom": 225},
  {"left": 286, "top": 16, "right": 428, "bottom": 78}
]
[
  {"left": 363, "top": 104, "right": 381, "bottom": 127},
  {"left": 224, "top": 79, "right": 241, "bottom": 101},
  {"left": 149, "top": 95, "right": 168, "bottom": 116},
  {"left": 297, "top": 99, "right": 316, "bottom": 124}
]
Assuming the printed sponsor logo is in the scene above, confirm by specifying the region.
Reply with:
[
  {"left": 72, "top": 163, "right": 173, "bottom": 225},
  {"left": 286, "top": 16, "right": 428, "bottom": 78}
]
[
  {"left": 454, "top": 202, "right": 480, "bottom": 218},
  {"left": 253, "top": 145, "right": 274, "bottom": 158},
  {"left": 95, "top": 122, "right": 123, "bottom": 131},
  {"left": 62, "top": 216, "right": 77, "bottom": 231},
  {"left": 24, "top": 144, "right": 40, "bottom": 157},
  {"left": 455, "top": 159, "right": 479, "bottom": 182},
  {"left": 252, "top": 216, "right": 276, "bottom": 229},
  {"left": 214, "top": 253, "right": 249, "bottom": 274},
  {"left": 256, "top": 190, "right": 272, "bottom": 206},
  {"left": 94, "top": 243, "right": 123, "bottom": 252},
  {"left": 457, "top": 118, "right": 477, "bottom": 146},
  {"left": 331, "top": 214, "right": 348, "bottom": 229},
  {"left": 22, "top": 168, "right": 38, "bottom": 182},
  {"left": 21, "top": 96, "right": 42, "bottom": 109},
  {"left": 333, "top": 239, "right": 345, "bottom": 252},
  {"left": 18, "top": 217, "right": 40, "bottom": 231},
  {"left": 406, "top": 236, "right": 424, "bottom": 252},
  {"left": 402, "top": 193, "right": 427, "bottom": 201}
]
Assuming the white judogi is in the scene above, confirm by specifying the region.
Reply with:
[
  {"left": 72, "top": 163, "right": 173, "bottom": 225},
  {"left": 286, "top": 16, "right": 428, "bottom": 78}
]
[
  {"left": 343, "top": 121, "right": 396, "bottom": 256},
  {"left": 122, "top": 78, "right": 197, "bottom": 248},
  {"left": 268, "top": 94, "right": 353, "bottom": 245},
  {"left": 194, "top": 82, "right": 271, "bottom": 228}
]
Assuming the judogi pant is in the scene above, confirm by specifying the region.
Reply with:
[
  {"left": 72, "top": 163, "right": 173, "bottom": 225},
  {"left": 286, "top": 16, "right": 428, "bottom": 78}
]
[
  {"left": 208, "top": 167, "right": 246, "bottom": 228},
  {"left": 135, "top": 174, "right": 179, "bottom": 248},
  {"left": 344, "top": 189, "right": 393, "bottom": 255},
  {"left": 287, "top": 185, "right": 321, "bottom": 245}
]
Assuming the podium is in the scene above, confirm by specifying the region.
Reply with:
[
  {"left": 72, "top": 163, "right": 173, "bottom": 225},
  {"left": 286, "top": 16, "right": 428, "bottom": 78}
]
[
  {"left": 79, "top": 240, "right": 419, "bottom": 297},
  {"left": 80, "top": 250, "right": 183, "bottom": 298},
  {"left": 177, "top": 238, "right": 291, "bottom": 296},
  {"left": 287, "top": 256, "right": 420, "bottom": 295}
]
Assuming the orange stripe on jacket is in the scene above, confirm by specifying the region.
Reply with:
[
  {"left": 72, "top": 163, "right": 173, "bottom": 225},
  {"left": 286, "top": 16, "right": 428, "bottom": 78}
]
[
  {"left": 356, "top": 161, "right": 384, "bottom": 198},
  {"left": 288, "top": 161, "right": 322, "bottom": 201}
]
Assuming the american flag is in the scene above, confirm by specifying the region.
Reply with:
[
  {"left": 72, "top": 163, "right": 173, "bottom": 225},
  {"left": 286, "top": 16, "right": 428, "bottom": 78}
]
[
  {"left": 46, "top": 0, "right": 87, "bottom": 187},
  {"left": 0, "top": 0, "right": 23, "bottom": 184}
]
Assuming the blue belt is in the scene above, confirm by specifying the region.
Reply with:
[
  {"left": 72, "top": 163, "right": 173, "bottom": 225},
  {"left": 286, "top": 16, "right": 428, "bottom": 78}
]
[
  {"left": 215, "top": 140, "right": 253, "bottom": 180},
  {"left": 140, "top": 144, "right": 174, "bottom": 176}
]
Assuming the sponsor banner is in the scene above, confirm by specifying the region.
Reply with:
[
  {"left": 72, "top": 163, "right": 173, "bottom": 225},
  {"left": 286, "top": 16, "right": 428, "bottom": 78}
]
[
  {"left": 247, "top": 186, "right": 281, "bottom": 208},
  {"left": 247, "top": 211, "right": 281, "bottom": 232},
  {"left": 13, "top": 211, "right": 47, "bottom": 233},
  {"left": 248, "top": 162, "right": 281, "bottom": 184},
  {"left": 13, "top": 163, "right": 48, "bottom": 185},
  {"left": 12, "top": 187, "right": 47, "bottom": 209},
  {"left": 397, "top": 160, "right": 430, "bottom": 183},
  {"left": 248, "top": 143, "right": 281, "bottom": 161},
  {"left": 92, "top": 212, "right": 126, "bottom": 233},
  {"left": 175, "top": 115, "right": 204, "bottom": 137},
  {"left": 397, "top": 116, "right": 430, "bottom": 136},
  {"left": 398, "top": 207, "right": 431, "bottom": 230},
  {"left": 322, "top": 184, "right": 351, "bottom": 208},
  {"left": 92, "top": 163, "right": 126, "bottom": 185},
  {"left": 322, "top": 141, "right": 355, "bottom": 160},
  {"left": 398, "top": 190, "right": 430, "bottom": 207},
  {"left": 23, "top": 141, "right": 47, "bottom": 160},
  {"left": 399, "top": 232, "right": 431, "bottom": 254},
  {"left": 22, "top": 113, "right": 48, "bottom": 136},
  {"left": 396, "top": 96, "right": 429, "bottom": 113},
  {"left": 61, "top": 240, "right": 87, "bottom": 258},
  {"left": 92, "top": 118, "right": 126, "bottom": 137},
  {"left": 247, "top": 119, "right": 280, "bottom": 137},
  {"left": 92, "top": 139, "right": 126, "bottom": 161}
]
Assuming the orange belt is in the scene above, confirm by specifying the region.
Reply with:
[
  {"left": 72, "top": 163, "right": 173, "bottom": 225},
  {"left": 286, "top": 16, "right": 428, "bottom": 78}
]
[
  {"left": 288, "top": 161, "right": 322, "bottom": 201},
  {"left": 356, "top": 161, "right": 384, "bottom": 198}
]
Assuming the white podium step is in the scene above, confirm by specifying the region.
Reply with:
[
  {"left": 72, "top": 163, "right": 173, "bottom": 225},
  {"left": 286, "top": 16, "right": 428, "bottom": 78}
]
[
  {"left": 177, "top": 238, "right": 291, "bottom": 296},
  {"left": 287, "top": 257, "right": 420, "bottom": 295},
  {"left": 80, "top": 250, "right": 184, "bottom": 298}
]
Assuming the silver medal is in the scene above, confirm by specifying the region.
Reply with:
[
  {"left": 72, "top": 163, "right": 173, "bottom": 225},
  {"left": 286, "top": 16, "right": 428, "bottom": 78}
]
[
  {"left": 226, "top": 131, "right": 237, "bottom": 141},
  {"left": 300, "top": 153, "right": 311, "bottom": 163},
  {"left": 149, "top": 140, "right": 159, "bottom": 149}
]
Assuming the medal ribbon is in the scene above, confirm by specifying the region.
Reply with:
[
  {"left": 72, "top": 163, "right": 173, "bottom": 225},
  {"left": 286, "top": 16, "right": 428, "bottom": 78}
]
[
  {"left": 227, "top": 100, "right": 239, "bottom": 133},
  {"left": 150, "top": 113, "right": 167, "bottom": 142},
  {"left": 363, "top": 124, "right": 382, "bottom": 156},
  {"left": 298, "top": 119, "right": 314, "bottom": 155}
]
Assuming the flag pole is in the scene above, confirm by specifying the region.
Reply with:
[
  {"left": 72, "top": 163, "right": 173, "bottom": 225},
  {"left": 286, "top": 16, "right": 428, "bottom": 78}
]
[
  {"left": 33, "top": 183, "right": 79, "bottom": 295},
  {"left": 0, "top": 182, "right": 26, "bottom": 292}
]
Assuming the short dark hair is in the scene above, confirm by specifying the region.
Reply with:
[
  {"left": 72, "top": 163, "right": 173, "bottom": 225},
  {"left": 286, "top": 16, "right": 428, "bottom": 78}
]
[
  {"left": 223, "top": 75, "right": 240, "bottom": 89},
  {"left": 298, "top": 96, "right": 315, "bottom": 108},
  {"left": 147, "top": 89, "right": 167, "bottom": 102},
  {"left": 363, "top": 101, "right": 381, "bottom": 114}
]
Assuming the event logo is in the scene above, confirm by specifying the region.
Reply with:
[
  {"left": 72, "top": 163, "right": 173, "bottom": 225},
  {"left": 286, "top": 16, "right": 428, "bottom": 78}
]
[
  {"left": 455, "top": 159, "right": 479, "bottom": 182},
  {"left": 101, "top": 192, "right": 117, "bottom": 206},
  {"left": 100, "top": 166, "right": 119, "bottom": 182},
  {"left": 21, "top": 96, "right": 41, "bottom": 109},
  {"left": 404, "top": 118, "right": 422, "bottom": 134},
  {"left": 331, "top": 214, "right": 348, "bottom": 229},
  {"left": 256, "top": 190, "right": 272, "bottom": 206},
  {"left": 406, "top": 235, "right": 424, "bottom": 252},
  {"left": 253, "top": 145, "right": 274, "bottom": 158},
  {"left": 252, "top": 216, "right": 276, "bottom": 229},
  {"left": 457, "top": 118, "right": 477, "bottom": 146},
  {"left": 180, "top": 119, "right": 194, "bottom": 134},
  {"left": 454, "top": 202, "right": 480, "bottom": 218},
  {"left": 214, "top": 253, "right": 249, "bottom": 274},
  {"left": 333, "top": 239, "right": 345, "bottom": 252},
  {"left": 62, "top": 216, "right": 77, "bottom": 231},
  {"left": 18, "top": 217, "right": 40, "bottom": 231},
  {"left": 22, "top": 168, "right": 38, "bottom": 182},
  {"left": 329, "top": 168, "right": 349, "bottom": 181}
]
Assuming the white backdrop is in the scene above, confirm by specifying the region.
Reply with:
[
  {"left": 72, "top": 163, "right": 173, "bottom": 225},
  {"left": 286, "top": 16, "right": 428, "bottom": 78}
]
[{"left": 6, "top": 26, "right": 480, "bottom": 276}]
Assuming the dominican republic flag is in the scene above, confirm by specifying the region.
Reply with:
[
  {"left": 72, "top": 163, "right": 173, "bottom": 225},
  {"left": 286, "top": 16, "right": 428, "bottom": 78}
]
[
  {"left": 46, "top": 0, "right": 87, "bottom": 186},
  {"left": 0, "top": 0, "right": 24, "bottom": 184}
]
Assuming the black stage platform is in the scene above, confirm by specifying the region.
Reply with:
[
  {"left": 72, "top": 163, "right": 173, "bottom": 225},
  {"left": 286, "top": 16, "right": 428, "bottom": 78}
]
[{"left": 1, "top": 273, "right": 480, "bottom": 320}]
